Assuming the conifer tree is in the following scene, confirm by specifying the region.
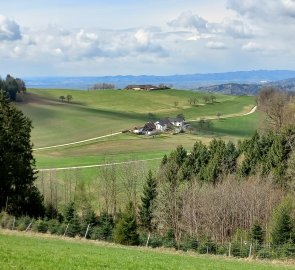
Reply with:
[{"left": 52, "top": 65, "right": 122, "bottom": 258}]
[
  {"left": 114, "top": 202, "right": 139, "bottom": 246},
  {"left": 0, "top": 91, "right": 44, "bottom": 217},
  {"left": 139, "top": 170, "right": 157, "bottom": 246},
  {"left": 271, "top": 199, "right": 294, "bottom": 245},
  {"left": 250, "top": 220, "right": 264, "bottom": 245}
]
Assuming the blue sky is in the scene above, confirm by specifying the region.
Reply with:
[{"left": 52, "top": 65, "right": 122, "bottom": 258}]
[{"left": 1, "top": 0, "right": 295, "bottom": 76}]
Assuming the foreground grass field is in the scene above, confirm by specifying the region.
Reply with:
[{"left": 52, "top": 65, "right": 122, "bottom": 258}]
[{"left": 1, "top": 231, "right": 294, "bottom": 270}]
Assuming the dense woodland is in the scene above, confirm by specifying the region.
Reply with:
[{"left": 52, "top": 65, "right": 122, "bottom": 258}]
[{"left": 1, "top": 82, "right": 295, "bottom": 259}]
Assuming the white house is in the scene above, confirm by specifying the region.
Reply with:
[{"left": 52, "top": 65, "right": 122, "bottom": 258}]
[
  {"left": 168, "top": 117, "right": 185, "bottom": 127},
  {"left": 154, "top": 119, "right": 172, "bottom": 131}
]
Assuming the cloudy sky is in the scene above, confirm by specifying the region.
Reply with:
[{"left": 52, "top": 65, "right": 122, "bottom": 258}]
[{"left": 1, "top": 0, "right": 295, "bottom": 76}]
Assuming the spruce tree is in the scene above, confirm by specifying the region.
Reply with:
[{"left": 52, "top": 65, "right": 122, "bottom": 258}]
[
  {"left": 114, "top": 202, "right": 139, "bottom": 246},
  {"left": 271, "top": 199, "right": 294, "bottom": 245},
  {"left": 0, "top": 91, "right": 44, "bottom": 217},
  {"left": 250, "top": 220, "right": 264, "bottom": 245},
  {"left": 139, "top": 170, "right": 157, "bottom": 246}
]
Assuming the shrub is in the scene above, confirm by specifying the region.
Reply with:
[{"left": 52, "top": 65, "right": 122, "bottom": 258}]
[
  {"left": 257, "top": 248, "right": 273, "bottom": 259},
  {"left": 148, "top": 234, "right": 163, "bottom": 248},
  {"left": 32, "top": 219, "right": 48, "bottom": 233},
  {"left": 180, "top": 236, "right": 198, "bottom": 251},
  {"left": 47, "top": 219, "right": 60, "bottom": 235},
  {"left": 162, "top": 229, "right": 177, "bottom": 249},
  {"left": 198, "top": 239, "right": 217, "bottom": 254},
  {"left": 17, "top": 216, "right": 32, "bottom": 231},
  {"left": 0, "top": 212, "right": 13, "bottom": 229}
]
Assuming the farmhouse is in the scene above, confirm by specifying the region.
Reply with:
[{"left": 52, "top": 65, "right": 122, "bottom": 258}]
[
  {"left": 168, "top": 117, "right": 185, "bottom": 127},
  {"left": 125, "top": 85, "right": 159, "bottom": 91},
  {"left": 154, "top": 118, "right": 172, "bottom": 131},
  {"left": 124, "top": 84, "right": 171, "bottom": 91},
  {"left": 155, "top": 117, "right": 185, "bottom": 131}
]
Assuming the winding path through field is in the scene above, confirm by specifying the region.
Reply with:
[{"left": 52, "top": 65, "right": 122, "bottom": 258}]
[
  {"left": 187, "top": 105, "right": 257, "bottom": 122},
  {"left": 33, "top": 132, "right": 122, "bottom": 151},
  {"left": 38, "top": 158, "right": 162, "bottom": 172}
]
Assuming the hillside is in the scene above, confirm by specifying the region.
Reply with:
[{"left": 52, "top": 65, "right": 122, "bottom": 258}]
[
  {"left": 195, "top": 77, "right": 295, "bottom": 96},
  {"left": 1, "top": 231, "right": 294, "bottom": 270}
]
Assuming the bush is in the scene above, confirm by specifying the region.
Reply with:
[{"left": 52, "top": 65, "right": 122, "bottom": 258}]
[
  {"left": 162, "top": 229, "right": 177, "bottom": 249},
  {"left": 231, "top": 241, "right": 250, "bottom": 258},
  {"left": 276, "top": 243, "right": 295, "bottom": 258},
  {"left": 257, "top": 248, "right": 273, "bottom": 259},
  {"left": 216, "top": 245, "right": 228, "bottom": 256},
  {"left": 180, "top": 236, "right": 198, "bottom": 251},
  {"left": 0, "top": 212, "right": 13, "bottom": 229},
  {"left": 148, "top": 234, "right": 163, "bottom": 248},
  {"left": 198, "top": 240, "right": 217, "bottom": 254},
  {"left": 64, "top": 217, "right": 81, "bottom": 238},
  {"left": 17, "top": 216, "right": 32, "bottom": 231},
  {"left": 47, "top": 219, "right": 60, "bottom": 235},
  {"left": 32, "top": 219, "right": 48, "bottom": 233}
]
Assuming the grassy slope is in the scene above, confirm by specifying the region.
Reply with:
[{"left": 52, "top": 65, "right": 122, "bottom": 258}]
[
  {"left": 18, "top": 89, "right": 255, "bottom": 148},
  {"left": 1, "top": 232, "right": 294, "bottom": 270}
]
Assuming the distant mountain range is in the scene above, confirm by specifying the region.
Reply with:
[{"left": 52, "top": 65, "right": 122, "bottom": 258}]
[{"left": 24, "top": 70, "right": 295, "bottom": 95}]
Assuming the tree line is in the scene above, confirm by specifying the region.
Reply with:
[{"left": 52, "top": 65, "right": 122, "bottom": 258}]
[{"left": 0, "top": 74, "right": 26, "bottom": 101}]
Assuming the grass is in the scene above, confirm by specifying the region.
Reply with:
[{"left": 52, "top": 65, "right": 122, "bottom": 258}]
[
  {"left": 17, "top": 89, "right": 255, "bottom": 148},
  {"left": 1, "top": 231, "right": 294, "bottom": 270}
]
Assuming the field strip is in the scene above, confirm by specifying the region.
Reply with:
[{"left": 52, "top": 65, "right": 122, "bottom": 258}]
[
  {"left": 187, "top": 105, "right": 257, "bottom": 122},
  {"left": 33, "top": 132, "right": 122, "bottom": 151},
  {"left": 38, "top": 157, "right": 163, "bottom": 171},
  {"left": 33, "top": 106, "right": 257, "bottom": 151}
]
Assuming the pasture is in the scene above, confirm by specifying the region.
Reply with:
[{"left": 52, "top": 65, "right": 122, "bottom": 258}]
[{"left": 1, "top": 231, "right": 294, "bottom": 270}]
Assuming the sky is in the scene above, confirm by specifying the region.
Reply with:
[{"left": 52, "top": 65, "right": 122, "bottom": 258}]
[{"left": 1, "top": 0, "right": 295, "bottom": 76}]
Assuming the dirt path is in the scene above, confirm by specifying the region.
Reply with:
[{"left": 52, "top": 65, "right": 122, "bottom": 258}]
[
  {"left": 187, "top": 105, "right": 257, "bottom": 122},
  {"left": 33, "top": 132, "right": 122, "bottom": 151}
]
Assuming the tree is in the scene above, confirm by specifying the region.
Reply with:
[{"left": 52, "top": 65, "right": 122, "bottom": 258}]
[
  {"left": 271, "top": 198, "right": 294, "bottom": 245},
  {"left": 0, "top": 91, "right": 44, "bottom": 217},
  {"left": 139, "top": 170, "right": 158, "bottom": 246},
  {"left": 250, "top": 220, "right": 264, "bottom": 245},
  {"left": 66, "top": 94, "right": 73, "bottom": 103},
  {"left": 59, "top": 95, "right": 65, "bottom": 102},
  {"left": 114, "top": 202, "right": 139, "bottom": 245},
  {"left": 4, "top": 75, "right": 19, "bottom": 101},
  {"left": 257, "top": 87, "right": 290, "bottom": 132}
]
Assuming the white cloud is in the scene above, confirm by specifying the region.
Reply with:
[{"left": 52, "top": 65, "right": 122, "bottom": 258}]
[
  {"left": 206, "top": 41, "right": 227, "bottom": 50},
  {"left": 168, "top": 12, "right": 212, "bottom": 34},
  {"left": 0, "top": 15, "right": 21, "bottom": 41},
  {"left": 242, "top": 42, "right": 264, "bottom": 52}
]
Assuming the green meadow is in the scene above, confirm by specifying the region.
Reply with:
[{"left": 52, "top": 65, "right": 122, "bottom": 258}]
[
  {"left": 18, "top": 89, "right": 256, "bottom": 148},
  {"left": 1, "top": 232, "right": 294, "bottom": 270}
]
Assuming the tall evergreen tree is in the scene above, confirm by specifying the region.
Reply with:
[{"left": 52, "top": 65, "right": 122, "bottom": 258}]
[
  {"left": 114, "top": 202, "right": 139, "bottom": 246},
  {"left": 0, "top": 91, "right": 44, "bottom": 217},
  {"left": 271, "top": 199, "right": 294, "bottom": 245},
  {"left": 139, "top": 170, "right": 158, "bottom": 246}
]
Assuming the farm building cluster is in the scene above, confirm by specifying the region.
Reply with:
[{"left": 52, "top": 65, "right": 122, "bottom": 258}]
[
  {"left": 124, "top": 84, "right": 171, "bottom": 91},
  {"left": 132, "top": 117, "right": 190, "bottom": 135}
]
